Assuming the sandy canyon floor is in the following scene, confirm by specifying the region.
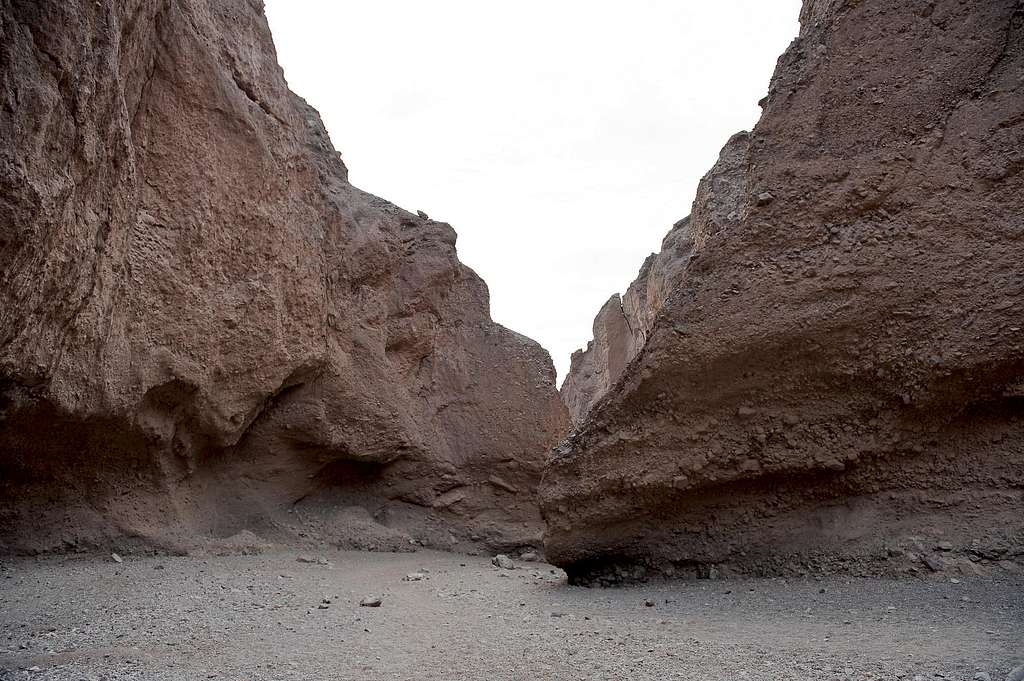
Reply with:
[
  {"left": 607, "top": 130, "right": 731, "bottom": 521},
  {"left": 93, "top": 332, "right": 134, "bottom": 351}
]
[{"left": 0, "top": 550, "right": 1020, "bottom": 680}]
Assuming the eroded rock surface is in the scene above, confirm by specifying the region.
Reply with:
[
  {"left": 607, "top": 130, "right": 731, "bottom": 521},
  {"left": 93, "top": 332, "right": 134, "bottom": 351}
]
[
  {"left": 560, "top": 132, "right": 751, "bottom": 424},
  {"left": 544, "top": 0, "right": 1024, "bottom": 582},
  {"left": 0, "top": 0, "right": 568, "bottom": 555},
  {"left": 560, "top": 294, "right": 638, "bottom": 423}
]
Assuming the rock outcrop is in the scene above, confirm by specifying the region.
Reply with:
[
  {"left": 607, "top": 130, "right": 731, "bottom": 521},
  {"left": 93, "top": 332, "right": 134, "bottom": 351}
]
[
  {"left": 0, "top": 0, "right": 568, "bottom": 555},
  {"left": 560, "top": 294, "right": 637, "bottom": 423},
  {"left": 561, "top": 132, "right": 751, "bottom": 424},
  {"left": 543, "top": 0, "right": 1024, "bottom": 582},
  {"left": 560, "top": 215, "right": 699, "bottom": 423}
]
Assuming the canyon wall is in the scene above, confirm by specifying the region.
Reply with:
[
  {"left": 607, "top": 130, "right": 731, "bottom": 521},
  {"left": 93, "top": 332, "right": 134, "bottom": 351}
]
[
  {"left": 544, "top": 0, "right": 1024, "bottom": 582},
  {"left": 0, "top": 0, "right": 568, "bottom": 555}
]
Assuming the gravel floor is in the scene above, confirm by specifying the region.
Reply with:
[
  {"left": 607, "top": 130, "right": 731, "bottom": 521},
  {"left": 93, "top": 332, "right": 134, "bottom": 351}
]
[{"left": 0, "top": 550, "right": 1020, "bottom": 680}]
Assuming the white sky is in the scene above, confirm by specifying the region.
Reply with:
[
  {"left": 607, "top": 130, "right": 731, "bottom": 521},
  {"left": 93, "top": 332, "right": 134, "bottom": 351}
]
[{"left": 263, "top": 1, "right": 802, "bottom": 382}]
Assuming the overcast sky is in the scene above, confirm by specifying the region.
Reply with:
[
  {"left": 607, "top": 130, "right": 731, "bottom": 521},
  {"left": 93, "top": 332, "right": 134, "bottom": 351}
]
[{"left": 264, "top": 1, "right": 802, "bottom": 382}]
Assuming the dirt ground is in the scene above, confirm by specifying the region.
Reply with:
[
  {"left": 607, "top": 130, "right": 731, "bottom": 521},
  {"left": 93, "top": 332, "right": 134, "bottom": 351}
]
[{"left": 0, "top": 549, "right": 1020, "bottom": 680}]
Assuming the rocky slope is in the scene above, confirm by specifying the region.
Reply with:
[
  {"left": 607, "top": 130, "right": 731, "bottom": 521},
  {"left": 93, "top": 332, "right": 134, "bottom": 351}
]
[
  {"left": 544, "top": 0, "right": 1024, "bottom": 582},
  {"left": 0, "top": 0, "right": 568, "bottom": 555}
]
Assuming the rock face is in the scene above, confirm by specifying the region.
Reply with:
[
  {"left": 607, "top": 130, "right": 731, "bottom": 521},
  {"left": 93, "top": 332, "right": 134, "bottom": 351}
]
[
  {"left": 560, "top": 215, "right": 698, "bottom": 423},
  {"left": 0, "top": 0, "right": 568, "bottom": 554},
  {"left": 543, "top": 0, "right": 1024, "bottom": 581},
  {"left": 560, "top": 133, "right": 751, "bottom": 425},
  {"left": 560, "top": 294, "right": 637, "bottom": 423}
]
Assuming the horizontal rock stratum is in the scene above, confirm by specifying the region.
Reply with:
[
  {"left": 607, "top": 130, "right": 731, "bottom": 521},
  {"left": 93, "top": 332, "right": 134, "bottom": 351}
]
[
  {"left": 544, "top": 0, "right": 1024, "bottom": 582},
  {"left": 0, "top": 0, "right": 568, "bottom": 554}
]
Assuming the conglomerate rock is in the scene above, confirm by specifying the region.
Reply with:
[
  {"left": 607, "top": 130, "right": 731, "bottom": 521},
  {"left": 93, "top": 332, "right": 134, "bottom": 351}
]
[
  {"left": 0, "top": 0, "right": 568, "bottom": 554},
  {"left": 543, "top": 0, "right": 1024, "bottom": 581}
]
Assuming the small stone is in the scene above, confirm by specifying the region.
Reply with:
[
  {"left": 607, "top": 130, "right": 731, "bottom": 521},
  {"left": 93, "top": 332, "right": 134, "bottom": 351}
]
[
  {"left": 756, "top": 191, "right": 775, "bottom": 206},
  {"left": 972, "top": 673, "right": 991, "bottom": 681},
  {"left": 296, "top": 555, "right": 329, "bottom": 565},
  {"left": 643, "top": 599, "right": 656, "bottom": 607},
  {"left": 491, "top": 554, "right": 515, "bottom": 570},
  {"left": 359, "top": 595, "right": 382, "bottom": 608},
  {"left": 936, "top": 541, "right": 954, "bottom": 551},
  {"left": 519, "top": 552, "right": 538, "bottom": 562},
  {"left": 110, "top": 553, "right": 123, "bottom": 564},
  {"left": 922, "top": 555, "right": 943, "bottom": 572},
  {"left": 403, "top": 572, "right": 427, "bottom": 582}
]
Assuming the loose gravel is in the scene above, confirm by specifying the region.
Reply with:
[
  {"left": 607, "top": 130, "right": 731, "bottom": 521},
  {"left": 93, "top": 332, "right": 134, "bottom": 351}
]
[{"left": 1, "top": 550, "right": 1020, "bottom": 680}]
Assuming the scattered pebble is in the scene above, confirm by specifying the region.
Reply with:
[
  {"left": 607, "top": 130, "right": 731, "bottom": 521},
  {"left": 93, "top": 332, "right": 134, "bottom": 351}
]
[
  {"left": 492, "top": 554, "right": 515, "bottom": 570},
  {"left": 110, "top": 553, "right": 123, "bottom": 564},
  {"left": 359, "top": 595, "right": 383, "bottom": 608}
]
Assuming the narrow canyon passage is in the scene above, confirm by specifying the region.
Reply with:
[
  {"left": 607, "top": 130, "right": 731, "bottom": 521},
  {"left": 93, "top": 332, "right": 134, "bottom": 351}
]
[{"left": 1, "top": 0, "right": 1022, "bottom": 678}]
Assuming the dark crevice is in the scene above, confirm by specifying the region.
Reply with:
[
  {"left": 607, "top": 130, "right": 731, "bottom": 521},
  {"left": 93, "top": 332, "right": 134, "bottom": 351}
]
[
  {"left": 229, "top": 68, "right": 288, "bottom": 127},
  {"left": 315, "top": 459, "right": 389, "bottom": 488},
  {"left": 979, "top": 1, "right": 1023, "bottom": 84},
  {"left": 229, "top": 363, "right": 323, "bottom": 450},
  {"left": 129, "top": 1, "right": 170, "bottom": 132}
]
